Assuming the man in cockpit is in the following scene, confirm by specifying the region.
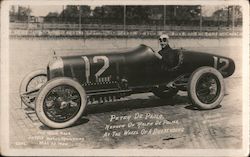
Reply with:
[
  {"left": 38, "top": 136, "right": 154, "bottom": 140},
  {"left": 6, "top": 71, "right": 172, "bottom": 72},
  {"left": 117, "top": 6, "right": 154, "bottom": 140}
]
[{"left": 157, "top": 34, "right": 179, "bottom": 70}]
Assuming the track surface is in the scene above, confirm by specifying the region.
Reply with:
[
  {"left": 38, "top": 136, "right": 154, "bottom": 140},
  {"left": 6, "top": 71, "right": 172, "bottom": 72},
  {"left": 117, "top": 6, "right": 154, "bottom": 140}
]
[{"left": 9, "top": 38, "right": 243, "bottom": 149}]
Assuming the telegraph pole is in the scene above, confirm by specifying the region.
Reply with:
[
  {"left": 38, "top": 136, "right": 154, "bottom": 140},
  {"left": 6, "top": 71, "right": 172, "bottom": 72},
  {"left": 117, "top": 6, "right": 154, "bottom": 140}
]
[
  {"left": 123, "top": 5, "right": 126, "bottom": 34},
  {"left": 163, "top": 5, "right": 166, "bottom": 31},
  {"left": 199, "top": 5, "right": 202, "bottom": 33},
  {"left": 124, "top": 5, "right": 127, "bottom": 47},
  {"left": 232, "top": 6, "right": 235, "bottom": 33},
  {"left": 78, "top": 6, "right": 82, "bottom": 32},
  {"left": 27, "top": 5, "right": 30, "bottom": 30},
  {"left": 174, "top": 6, "right": 177, "bottom": 28},
  {"left": 62, "top": 5, "right": 64, "bottom": 23}
]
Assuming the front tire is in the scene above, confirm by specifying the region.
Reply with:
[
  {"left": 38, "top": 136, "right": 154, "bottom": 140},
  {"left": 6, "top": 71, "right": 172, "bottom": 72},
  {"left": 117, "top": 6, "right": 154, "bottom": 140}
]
[
  {"left": 35, "top": 77, "right": 87, "bottom": 129},
  {"left": 19, "top": 69, "right": 47, "bottom": 109},
  {"left": 188, "top": 66, "right": 225, "bottom": 110}
]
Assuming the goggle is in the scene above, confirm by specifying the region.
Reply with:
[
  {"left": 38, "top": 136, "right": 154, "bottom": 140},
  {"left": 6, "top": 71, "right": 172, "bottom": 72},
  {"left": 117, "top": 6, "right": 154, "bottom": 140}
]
[{"left": 159, "top": 38, "right": 167, "bottom": 42}]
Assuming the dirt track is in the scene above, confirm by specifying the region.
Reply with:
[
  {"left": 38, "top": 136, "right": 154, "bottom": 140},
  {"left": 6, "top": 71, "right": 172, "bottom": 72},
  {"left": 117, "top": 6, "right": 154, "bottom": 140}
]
[{"left": 9, "top": 38, "right": 243, "bottom": 149}]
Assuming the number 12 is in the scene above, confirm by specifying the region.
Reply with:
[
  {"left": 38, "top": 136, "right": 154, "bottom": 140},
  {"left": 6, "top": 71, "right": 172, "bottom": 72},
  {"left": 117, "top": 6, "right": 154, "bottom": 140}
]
[{"left": 82, "top": 56, "right": 109, "bottom": 83}]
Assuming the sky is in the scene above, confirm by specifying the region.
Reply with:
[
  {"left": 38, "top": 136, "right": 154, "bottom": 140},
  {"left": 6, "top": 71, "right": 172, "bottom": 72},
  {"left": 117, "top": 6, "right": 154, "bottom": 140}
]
[
  {"left": 14, "top": 5, "right": 226, "bottom": 17},
  {"left": 30, "top": 6, "right": 64, "bottom": 16}
]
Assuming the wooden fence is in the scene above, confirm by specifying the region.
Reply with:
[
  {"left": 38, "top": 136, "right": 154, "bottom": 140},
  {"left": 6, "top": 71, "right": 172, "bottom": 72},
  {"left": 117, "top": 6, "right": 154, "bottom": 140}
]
[{"left": 9, "top": 23, "right": 242, "bottom": 38}]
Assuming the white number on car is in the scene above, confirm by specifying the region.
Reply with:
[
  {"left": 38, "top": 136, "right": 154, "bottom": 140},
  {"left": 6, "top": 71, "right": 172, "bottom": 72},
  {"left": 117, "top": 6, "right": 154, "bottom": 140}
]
[
  {"left": 82, "top": 56, "right": 110, "bottom": 83},
  {"left": 93, "top": 56, "right": 109, "bottom": 81},
  {"left": 213, "top": 56, "right": 229, "bottom": 74},
  {"left": 82, "top": 56, "right": 90, "bottom": 83}
]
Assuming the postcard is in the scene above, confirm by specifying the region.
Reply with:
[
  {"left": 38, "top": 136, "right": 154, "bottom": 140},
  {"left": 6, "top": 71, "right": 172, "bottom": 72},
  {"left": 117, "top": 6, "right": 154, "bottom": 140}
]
[{"left": 1, "top": 0, "right": 249, "bottom": 156}]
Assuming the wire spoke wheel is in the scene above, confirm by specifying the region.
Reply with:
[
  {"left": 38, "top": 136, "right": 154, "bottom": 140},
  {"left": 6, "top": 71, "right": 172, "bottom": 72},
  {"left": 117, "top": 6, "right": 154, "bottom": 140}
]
[
  {"left": 196, "top": 73, "right": 220, "bottom": 104},
  {"left": 188, "top": 67, "right": 225, "bottom": 110},
  {"left": 19, "top": 69, "right": 47, "bottom": 109},
  {"left": 35, "top": 77, "right": 87, "bottom": 129},
  {"left": 27, "top": 75, "right": 47, "bottom": 91},
  {"left": 43, "top": 85, "right": 81, "bottom": 123}
]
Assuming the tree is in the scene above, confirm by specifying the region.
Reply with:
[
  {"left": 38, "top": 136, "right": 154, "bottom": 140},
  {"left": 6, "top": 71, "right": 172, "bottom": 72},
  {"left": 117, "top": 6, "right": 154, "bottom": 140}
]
[
  {"left": 9, "top": 6, "right": 32, "bottom": 22},
  {"left": 126, "top": 6, "right": 152, "bottom": 24},
  {"left": 228, "top": 5, "right": 242, "bottom": 26},
  {"left": 46, "top": 12, "right": 60, "bottom": 17},
  {"left": 9, "top": 6, "right": 17, "bottom": 22},
  {"left": 103, "top": 6, "right": 124, "bottom": 19},
  {"left": 92, "top": 6, "right": 103, "bottom": 18},
  {"left": 172, "top": 5, "right": 200, "bottom": 25},
  {"left": 9, "top": 6, "right": 16, "bottom": 16},
  {"left": 147, "top": 5, "right": 201, "bottom": 26},
  {"left": 92, "top": 6, "right": 124, "bottom": 24},
  {"left": 80, "top": 5, "right": 91, "bottom": 17},
  {"left": 18, "top": 6, "right": 32, "bottom": 20},
  {"left": 210, "top": 6, "right": 242, "bottom": 26},
  {"left": 90, "top": 5, "right": 202, "bottom": 25},
  {"left": 91, "top": 5, "right": 161, "bottom": 25},
  {"left": 59, "top": 5, "right": 91, "bottom": 23},
  {"left": 44, "top": 12, "right": 60, "bottom": 23}
]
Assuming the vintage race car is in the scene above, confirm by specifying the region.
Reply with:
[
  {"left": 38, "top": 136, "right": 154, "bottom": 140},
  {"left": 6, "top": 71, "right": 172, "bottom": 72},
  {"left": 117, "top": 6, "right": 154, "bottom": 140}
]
[{"left": 20, "top": 44, "right": 235, "bottom": 129}]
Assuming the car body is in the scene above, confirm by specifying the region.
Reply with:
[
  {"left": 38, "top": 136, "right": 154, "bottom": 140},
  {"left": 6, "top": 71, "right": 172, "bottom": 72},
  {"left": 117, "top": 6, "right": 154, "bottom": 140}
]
[{"left": 20, "top": 44, "right": 235, "bottom": 129}]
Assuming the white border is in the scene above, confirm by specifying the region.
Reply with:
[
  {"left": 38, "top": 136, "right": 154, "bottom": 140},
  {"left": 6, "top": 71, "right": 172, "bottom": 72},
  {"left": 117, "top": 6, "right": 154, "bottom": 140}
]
[
  {"left": 1, "top": 0, "right": 249, "bottom": 156},
  {"left": 1, "top": 0, "right": 10, "bottom": 156},
  {"left": 2, "top": 0, "right": 246, "bottom": 6},
  {"left": 241, "top": 0, "right": 249, "bottom": 156}
]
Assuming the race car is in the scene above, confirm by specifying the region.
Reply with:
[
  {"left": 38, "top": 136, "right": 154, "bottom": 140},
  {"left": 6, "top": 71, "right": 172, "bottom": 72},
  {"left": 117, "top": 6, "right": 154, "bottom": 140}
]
[{"left": 20, "top": 44, "right": 235, "bottom": 129}]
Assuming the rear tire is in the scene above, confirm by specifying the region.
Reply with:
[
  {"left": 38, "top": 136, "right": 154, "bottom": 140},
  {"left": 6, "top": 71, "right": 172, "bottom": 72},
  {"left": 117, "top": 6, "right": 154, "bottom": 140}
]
[
  {"left": 188, "top": 66, "right": 225, "bottom": 110},
  {"left": 35, "top": 77, "right": 87, "bottom": 129},
  {"left": 152, "top": 87, "right": 178, "bottom": 99}
]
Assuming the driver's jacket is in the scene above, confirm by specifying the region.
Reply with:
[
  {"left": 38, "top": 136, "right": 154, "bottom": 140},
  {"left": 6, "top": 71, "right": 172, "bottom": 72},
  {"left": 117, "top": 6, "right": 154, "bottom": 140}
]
[{"left": 158, "top": 45, "right": 179, "bottom": 70}]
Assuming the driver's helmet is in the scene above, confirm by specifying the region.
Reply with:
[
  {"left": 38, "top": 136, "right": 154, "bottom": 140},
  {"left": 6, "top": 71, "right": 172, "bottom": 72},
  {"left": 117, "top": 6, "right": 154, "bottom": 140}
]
[{"left": 159, "top": 34, "right": 169, "bottom": 49}]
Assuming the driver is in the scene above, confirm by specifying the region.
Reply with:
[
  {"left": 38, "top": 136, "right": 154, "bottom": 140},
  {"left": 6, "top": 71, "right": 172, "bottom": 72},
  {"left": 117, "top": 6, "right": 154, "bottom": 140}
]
[
  {"left": 159, "top": 34, "right": 171, "bottom": 51},
  {"left": 158, "top": 34, "right": 178, "bottom": 70}
]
